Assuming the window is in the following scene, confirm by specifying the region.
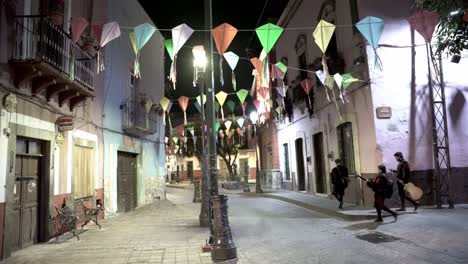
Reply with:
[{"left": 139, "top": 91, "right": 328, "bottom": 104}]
[
  {"left": 337, "top": 122, "right": 356, "bottom": 174},
  {"left": 283, "top": 143, "right": 290, "bottom": 180},
  {"left": 73, "top": 145, "right": 95, "bottom": 198}
]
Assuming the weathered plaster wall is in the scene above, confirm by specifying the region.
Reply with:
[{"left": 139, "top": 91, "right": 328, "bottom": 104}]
[
  {"left": 359, "top": 0, "right": 468, "bottom": 203},
  {"left": 274, "top": 0, "right": 378, "bottom": 202},
  {"left": 103, "top": 0, "right": 165, "bottom": 216}
]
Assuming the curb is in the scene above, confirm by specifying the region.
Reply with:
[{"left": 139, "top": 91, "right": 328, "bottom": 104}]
[
  {"left": 166, "top": 184, "right": 192, "bottom": 190},
  {"left": 240, "top": 192, "right": 375, "bottom": 221}
]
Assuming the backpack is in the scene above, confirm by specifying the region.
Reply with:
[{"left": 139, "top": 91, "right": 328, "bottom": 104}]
[{"left": 384, "top": 178, "right": 394, "bottom": 198}]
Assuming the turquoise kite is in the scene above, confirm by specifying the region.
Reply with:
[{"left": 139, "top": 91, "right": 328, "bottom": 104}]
[{"left": 356, "top": 16, "right": 384, "bottom": 70}]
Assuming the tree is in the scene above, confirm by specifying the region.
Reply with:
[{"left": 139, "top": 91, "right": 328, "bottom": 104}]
[
  {"left": 416, "top": 0, "right": 468, "bottom": 55},
  {"left": 217, "top": 132, "right": 241, "bottom": 182}
]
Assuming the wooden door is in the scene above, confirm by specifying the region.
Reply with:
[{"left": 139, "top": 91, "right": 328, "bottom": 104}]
[
  {"left": 313, "top": 133, "right": 327, "bottom": 194},
  {"left": 187, "top": 161, "right": 193, "bottom": 181},
  {"left": 117, "top": 152, "right": 137, "bottom": 213},
  {"left": 295, "top": 138, "right": 306, "bottom": 191},
  {"left": 11, "top": 139, "right": 42, "bottom": 251}
]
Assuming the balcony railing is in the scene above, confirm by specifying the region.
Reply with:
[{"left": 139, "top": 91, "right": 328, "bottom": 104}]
[
  {"left": 12, "top": 15, "right": 95, "bottom": 91},
  {"left": 123, "top": 98, "right": 158, "bottom": 137}
]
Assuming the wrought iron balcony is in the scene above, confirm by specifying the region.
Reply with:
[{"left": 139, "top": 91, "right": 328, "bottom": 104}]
[
  {"left": 11, "top": 15, "right": 96, "bottom": 110},
  {"left": 122, "top": 98, "right": 159, "bottom": 137}
]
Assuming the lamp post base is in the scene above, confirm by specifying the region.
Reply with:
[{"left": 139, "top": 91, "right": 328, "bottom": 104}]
[
  {"left": 199, "top": 213, "right": 211, "bottom": 227},
  {"left": 193, "top": 180, "right": 201, "bottom": 203},
  {"left": 211, "top": 195, "right": 237, "bottom": 262}
]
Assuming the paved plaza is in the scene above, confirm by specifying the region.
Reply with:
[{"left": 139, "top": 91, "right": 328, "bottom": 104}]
[{"left": 2, "top": 187, "right": 468, "bottom": 264}]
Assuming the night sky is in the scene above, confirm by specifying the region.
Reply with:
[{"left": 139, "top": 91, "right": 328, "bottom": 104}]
[{"left": 138, "top": 0, "right": 289, "bottom": 114}]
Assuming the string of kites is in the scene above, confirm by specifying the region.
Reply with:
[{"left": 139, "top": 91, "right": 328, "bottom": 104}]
[{"left": 71, "top": 9, "right": 443, "bottom": 134}]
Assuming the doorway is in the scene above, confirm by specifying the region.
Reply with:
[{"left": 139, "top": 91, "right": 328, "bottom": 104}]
[
  {"left": 187, "top": 161, "right": 193, "bottom": 182},
  {"left": 313, "top": 133, "right": 327, "bottom": 194},
  {"left": 10, "top": 138, "right": 47, "bottom": 252},
  {"left": 295, "top": 138, "right": 306, "bottom": 191},
  {"left": 117, "top": 152, "right": 138, "bottom": 213}
]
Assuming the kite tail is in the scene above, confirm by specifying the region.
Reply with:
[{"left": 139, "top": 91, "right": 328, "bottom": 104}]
[
  {"left": 308, "top": 97, "right": 312, "bottom": 111},
  {"left": 184, "top": 111, "right": 187, "bottom": 126},
  {"left": 374, "top": 48, "right": 383, "bottom": 71},
  {"left": 242, "top": 107, "right": 246, "bottom": 119},
  {"left": 221, "top": 108, "right": 225, "bottom": 121},
  {"left": 168, "top": 115, "right": 173, "bottom": 130},
  {"left": 330, "top": 88, "right": 342, "bottom": 120},
  {"left": 220, "top": 57, "right": 224, "bottom": 86},
  {"left": 163, "top": 112, "right": 166, "bottom": 126},
  {"left": 232, "top": 71, "right": 237, "bottom": 91},
  {"left": 193, "top": 66, "right": 197, "bottom": 87},
  {"left": 325, "top": 88, "right": 331, "bottom": 102},
  {"left": 263, "top": 58, "right": 270, "bottom": 87},
  {"left": 134, "top": 52, "right": 141, "bottom": 78},
  {"left": 339, "top": 88, "right": 345, "bottom": 104},
  {"left": 170, "top": 62, "right": 176, "bottom": 89},
  {"left": 250, "top": 77, "right": 256, "bottom": 97}
]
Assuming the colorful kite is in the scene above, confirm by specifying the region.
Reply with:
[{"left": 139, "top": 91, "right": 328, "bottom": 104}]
[
  {"left": 164, "top": 39, "right": 175, "bottom": 84},
  {"left": 196, "top": 94, "right": 206, "bottom": 106},
  {"left": 172, "top": 23, "right": 194, "bottom": 86},
  {"left": 227, "top": 100, "right": 236, "bottom": 115},
  {"left": 237, "top": 117, "right": 245, "bottom": 128},
  {"left": 178, "top": 96, "right": 189, "bottom": 125},
  {"left": 271, "top": 62, "right": 288, "bottom": 86},
  {"left": 224, "top": 120, "right": 232, "bottom": 131},
  {"left": 94, "top": 22, "right": 120, "bottom": 73},
  {"left": 223, "top": 52, "right": 239, "bottom": 90},
  {"left": 300, "top": 79, "right": 313, "bottom": 109},
  {"left": 215, "top": 91, "right": 228, "bottom": 120},
  {"left": 194, "top": 101, "right": 201, "bottom": 113},
  {"left": 212, "top": 23, "right": 238, "bottom": 86},
  {"left": 255, "top": 23, "right": 284, "bottom": 54},
  {"left": 71, "top": 17, "right": 89, "bottom": 43},
  {"left": 255, "top": 23, "right": 283, "bottom": 88},
  {"left": 132, "top": 23, "right": 156, "bottom": 78},
  {"left": 236, "top": 89, "right": 249, "bottom": 117},
  {"left": 101, "top": 22, "right": 121, "bottom": 47},
  {"left": 313, "top": 19, "right": 336, "bottom": 96},
  {"left": 408, "top": 10, "right": 439, "bottom": 43},
  {"left": 160, "top": 97, "right": 172, "bottom": 127},
  {"left": 356, "top": 16, "right": 384, "bottom": 70}
]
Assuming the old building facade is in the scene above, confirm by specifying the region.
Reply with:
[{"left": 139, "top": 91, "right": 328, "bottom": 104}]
[
  {"left": 270, "top": 0, "right": 468, "bottom": 206},
  {"left": 0, "top": 0, "right": 165, "bottom": 258}
]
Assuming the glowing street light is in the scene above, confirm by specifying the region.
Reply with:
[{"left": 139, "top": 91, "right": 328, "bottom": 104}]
[
  {"left": 249, "top": 111, "right": 262, "bottom": 193},
  {"left": 192, "top": 45, "right": 211, "bottom": 228}
]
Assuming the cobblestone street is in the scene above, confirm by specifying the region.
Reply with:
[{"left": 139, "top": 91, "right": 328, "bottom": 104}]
[{"left": 3, "top": 187, "right": 468, "bottom": 264}]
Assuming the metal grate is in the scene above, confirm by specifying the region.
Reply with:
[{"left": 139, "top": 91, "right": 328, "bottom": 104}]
[{"left": 355, "top": 232, "right": 401, "bottom": 244}]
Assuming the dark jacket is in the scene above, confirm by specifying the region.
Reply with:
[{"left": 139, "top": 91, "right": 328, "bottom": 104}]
[
  {"left": 367, "top": 173, "right": 388, "bottom": 209},
  {"left": 396, "top": 160, "right": 411, "bottom": 184},
  {"left": 331, "top": 165, "right": 349, "bottom": 189}
]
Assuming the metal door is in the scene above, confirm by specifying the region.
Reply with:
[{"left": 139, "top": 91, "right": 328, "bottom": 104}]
[
  {"left": 313, "top": 133, "right": 327, "bottom": 194},
  {"left": 117, "top": 152, "right": 137, "bottom": 213},
  {"left": 187, "top": 161, "right": 193, "bottom": 182},
  {"left": 295, "top": 138, "right": 306, "bottom": 191},
  {"left": 12, "top": 140, "right": 42, "bottom": 251}
]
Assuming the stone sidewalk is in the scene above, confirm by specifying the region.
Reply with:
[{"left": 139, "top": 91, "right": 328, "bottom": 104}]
[{"left": 2, "top": 194, "right": 212, "bottom": 264}]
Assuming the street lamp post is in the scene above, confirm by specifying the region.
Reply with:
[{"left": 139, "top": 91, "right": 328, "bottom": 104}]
[
  {"left": 193, "top": 46, "right": 211, "bottom": 227},
  {"left": 204, "top": 0, "right": 237, "bottom": 261},
  {"left": 250, "top": 111, "right": 263, "bottom": 193}
]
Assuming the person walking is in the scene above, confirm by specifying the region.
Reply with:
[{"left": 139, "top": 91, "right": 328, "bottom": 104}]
[
  {"left": 392, "top": 152, "right": 419, "bottom": 211},
  {"left": 367, "top": 165, "right": 398, "bottom": 222},
  {"left": 330, "top": 159, "right": 349, "bottom": 209}
]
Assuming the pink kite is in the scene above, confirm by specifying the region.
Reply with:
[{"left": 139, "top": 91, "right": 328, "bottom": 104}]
[
  {"left": 71, "top": 17, "right": 89, "bottom": 43},
  {"left": 92, "top": 24, "right": 103, "bottom": 44},
  {"left": 408, "top": 10, "right": 439, "bottom": 43},
  {"left": 178, "top": 96, "right": 189, "bottom": 125},
  {"left": 301, "top": 79, "right": 314, "bottom": 108}
]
